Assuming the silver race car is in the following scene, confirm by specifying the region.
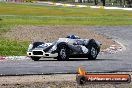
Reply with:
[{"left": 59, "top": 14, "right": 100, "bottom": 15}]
[{"left": 27, "top": 35, "right": 101, "bottom": 61}]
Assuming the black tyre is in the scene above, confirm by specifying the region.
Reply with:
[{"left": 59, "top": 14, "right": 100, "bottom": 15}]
[
  {"left": 57, "top": 44, "right": 69, "bottom": 61},
  {"left": 30, "top": 56, "right": 41, "bottom": 61},
  {"left": 88, "top": 43, "right": 98, "bottom": 60},
  {"left": 76, "top": 76, "right": 86, "bottom": 85}
]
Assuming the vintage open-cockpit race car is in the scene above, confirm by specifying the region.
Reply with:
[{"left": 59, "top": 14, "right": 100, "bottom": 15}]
[{"left": 27, "top": 35, "right": 101, "bottom": 61}]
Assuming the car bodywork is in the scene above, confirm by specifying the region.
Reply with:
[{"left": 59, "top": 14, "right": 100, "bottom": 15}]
[{"left": 27, "top": 38, "right": 101, "bottom": 61}]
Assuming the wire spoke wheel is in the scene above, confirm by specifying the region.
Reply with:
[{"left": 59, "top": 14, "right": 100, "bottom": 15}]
[
  {"left": 60, "top": 47, "right": 67, "bottom": 59},
  {"left": 57, "top": 44, "right": 69, "bottom": 61},
  {"left": 88, "top": 43, "right": 98, "bottom": 60},
  {"left": 91, "top": 47, "right": 97, "bottom": 58}
]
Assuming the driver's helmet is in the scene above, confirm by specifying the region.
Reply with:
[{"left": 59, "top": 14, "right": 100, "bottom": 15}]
[{"left": 66, "top": 35, "right": 80, "bottom": 39}]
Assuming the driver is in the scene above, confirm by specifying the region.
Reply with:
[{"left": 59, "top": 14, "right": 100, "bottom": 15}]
[{"left": 66, "top": 35, "right": 80, "bottom": 39}]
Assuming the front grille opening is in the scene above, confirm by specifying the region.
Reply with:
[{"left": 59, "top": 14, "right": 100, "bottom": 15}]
[{"left": 33, "top": 51, "right": 43, "bottom": 55}]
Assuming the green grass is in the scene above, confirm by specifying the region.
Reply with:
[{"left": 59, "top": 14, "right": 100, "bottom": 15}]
[
  {"left": 0, "top": 38, "right": 28, "bottom": 56},
  {"left": 0, "top": 16, "right": 132, "bottom": 26},
  {"left": 0, "top": 2, "right": 132, "bottom": 17},
  {"left": 0, "top": 2, "right": 132, "bottom": 56},
  {"left": 0, "top": 2, "right": 132, "bottom": 26}
]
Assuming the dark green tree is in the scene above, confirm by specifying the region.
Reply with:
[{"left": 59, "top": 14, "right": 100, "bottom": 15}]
[
  {"left": 94, "top": 0, "right": 98, "bottom": 5},
  {"left": 101, "top": 0, "right": 105, "bottom": 6}
]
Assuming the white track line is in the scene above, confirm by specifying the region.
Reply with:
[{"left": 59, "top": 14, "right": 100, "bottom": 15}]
[{"left": 37, "top": 1, "right": 132, "bottom": 11}]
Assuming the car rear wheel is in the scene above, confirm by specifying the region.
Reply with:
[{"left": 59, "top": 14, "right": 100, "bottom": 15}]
[
  {"left": 30, "top": 56, "right": 41, "bottom": 61},
  {"left": 88, "top": 43, "right": 98, "bottom": 60},
  {"left": 57, "top": 44, "right": 69, "bottom": 61}
]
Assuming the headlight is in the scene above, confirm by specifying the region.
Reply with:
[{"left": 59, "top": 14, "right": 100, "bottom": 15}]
[{"left": 27, "top": 44, "right": 33, "bottom": 51}]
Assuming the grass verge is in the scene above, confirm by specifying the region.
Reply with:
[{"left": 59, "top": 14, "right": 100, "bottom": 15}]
[
  {"left": 0, "top": 2, "right": 132, "bottom": 17},
  {"left": 0, "top": 16, "right": 132, "bottom": 26},
  {"left": 0, "top": 38, "right": 28, "bottom": 56}
]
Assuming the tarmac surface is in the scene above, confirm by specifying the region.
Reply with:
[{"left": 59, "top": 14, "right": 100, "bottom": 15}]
[{"left": 0, "top": 26, "right": 132, "bottom": 75}]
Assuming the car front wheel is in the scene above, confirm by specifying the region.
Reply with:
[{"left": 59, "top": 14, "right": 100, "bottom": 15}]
[
  {"left": 57, "top": 44, "right": 69, "bottom": 61},
  {"left": 88, "top": 44, "right": 98, "bottom": 60},
  {"left": 30, "top": 56, "right": 41, "bottom": 61}
]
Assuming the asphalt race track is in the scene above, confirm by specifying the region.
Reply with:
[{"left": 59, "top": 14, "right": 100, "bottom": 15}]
[{"left": 0, "top": 26, "right": 132, "bottom": 75}]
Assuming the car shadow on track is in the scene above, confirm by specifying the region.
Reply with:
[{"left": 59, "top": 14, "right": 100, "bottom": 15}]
[{"left": 38, "top": 58, "right": 120, "bottom": 61}]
